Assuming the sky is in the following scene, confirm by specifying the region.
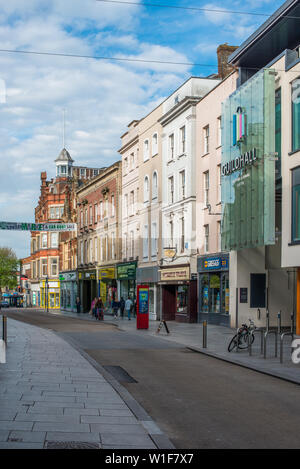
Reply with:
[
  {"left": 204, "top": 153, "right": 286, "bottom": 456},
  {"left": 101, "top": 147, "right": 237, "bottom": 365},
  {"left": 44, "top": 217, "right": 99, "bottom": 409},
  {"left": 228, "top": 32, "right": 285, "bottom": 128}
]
[{"left": 0, "top": 0, "right": 284, "bottom": 259}]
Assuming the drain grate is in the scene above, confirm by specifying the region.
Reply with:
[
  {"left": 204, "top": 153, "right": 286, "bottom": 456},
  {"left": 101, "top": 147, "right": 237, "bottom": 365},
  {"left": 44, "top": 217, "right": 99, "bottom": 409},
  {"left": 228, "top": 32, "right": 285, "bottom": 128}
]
[
  {"left": 45, "top": 441, "right": 101, "bottom": 449},
  {"left": 103, "top": 365, "right": 137, "bottom": 383}
]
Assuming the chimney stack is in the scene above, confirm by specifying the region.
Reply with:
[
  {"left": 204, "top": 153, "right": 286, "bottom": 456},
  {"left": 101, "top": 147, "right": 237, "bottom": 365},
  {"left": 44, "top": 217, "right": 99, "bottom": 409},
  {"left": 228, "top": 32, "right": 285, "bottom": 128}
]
[{"left": 217, "top": 44, "right": 238, "bottom": 80}]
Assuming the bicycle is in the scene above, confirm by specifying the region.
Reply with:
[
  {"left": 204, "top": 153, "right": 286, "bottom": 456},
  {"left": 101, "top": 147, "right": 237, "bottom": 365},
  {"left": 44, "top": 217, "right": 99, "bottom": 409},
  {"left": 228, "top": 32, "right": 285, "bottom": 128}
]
[{"left": 228, "top": 319, "right": 256, "bottom": 352}]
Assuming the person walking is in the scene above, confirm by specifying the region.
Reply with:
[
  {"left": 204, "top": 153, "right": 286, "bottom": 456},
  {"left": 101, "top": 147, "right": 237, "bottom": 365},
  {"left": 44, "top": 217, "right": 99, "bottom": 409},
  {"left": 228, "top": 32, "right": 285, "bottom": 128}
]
[
  {"left": 90, "top": 297, "right": 97, "bottom": 318},
  {"left": 96, "top": 298, "right": 104, "bottom": 321},
  {"left": 120, "top": 297, "right": 125, "bottom": 319},
  {"left": 76, "top": 297, "right": 81, "bottom": 314},
  {"left": 112, "top": 299, "right": 120, "bottom": 319},
  {"left": 125, "top": 296, "right": 133, "bottom": 320}
]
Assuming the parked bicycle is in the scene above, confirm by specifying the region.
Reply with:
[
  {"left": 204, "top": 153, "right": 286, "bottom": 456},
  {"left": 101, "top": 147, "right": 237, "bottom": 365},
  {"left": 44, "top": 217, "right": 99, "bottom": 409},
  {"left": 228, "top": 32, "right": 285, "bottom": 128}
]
[{"left": 228, "top": 319, "right": 256, "bottom": 352}]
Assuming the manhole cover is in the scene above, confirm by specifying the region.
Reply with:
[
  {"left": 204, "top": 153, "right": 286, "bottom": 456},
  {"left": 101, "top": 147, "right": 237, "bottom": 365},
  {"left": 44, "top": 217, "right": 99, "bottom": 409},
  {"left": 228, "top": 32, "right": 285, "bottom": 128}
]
[
  {"left": 45, "top": 441, "right": 101, "bottom": 449},
  {"left": 103, "top": 365, "right": 137, "bottom": 383}
]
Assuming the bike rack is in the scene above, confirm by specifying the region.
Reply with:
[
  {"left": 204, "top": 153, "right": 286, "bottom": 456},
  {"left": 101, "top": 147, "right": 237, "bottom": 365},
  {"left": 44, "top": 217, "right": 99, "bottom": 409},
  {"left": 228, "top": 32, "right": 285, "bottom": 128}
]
[
  {"left": 263, "top": 311, "right": 278, "bottom": 359},
  {"left": 248, "top": 327, "right": 264, "bottom": 356},
  {"left": 280, "top": 313, "right": 295, "bottom": 364}
]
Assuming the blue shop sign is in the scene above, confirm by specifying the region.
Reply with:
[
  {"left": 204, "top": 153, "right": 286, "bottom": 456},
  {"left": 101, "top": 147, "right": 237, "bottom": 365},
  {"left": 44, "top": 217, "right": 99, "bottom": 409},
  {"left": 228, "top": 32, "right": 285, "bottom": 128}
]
[{"left": 203, "top": 257, "right": 228, "bottom": 271}]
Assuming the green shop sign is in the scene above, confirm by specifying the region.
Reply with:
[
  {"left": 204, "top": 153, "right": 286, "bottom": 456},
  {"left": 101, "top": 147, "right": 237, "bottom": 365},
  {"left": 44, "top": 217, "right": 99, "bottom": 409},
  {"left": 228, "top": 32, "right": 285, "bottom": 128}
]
[
  {"left": 117, "top": 262, "right": 137, "bottom": 279},
  {"left": 0, "top": 221, "right": 77, "bottom": 231},
  {"left": 221, "top": 69, "right": 276, "bottom": 251}
]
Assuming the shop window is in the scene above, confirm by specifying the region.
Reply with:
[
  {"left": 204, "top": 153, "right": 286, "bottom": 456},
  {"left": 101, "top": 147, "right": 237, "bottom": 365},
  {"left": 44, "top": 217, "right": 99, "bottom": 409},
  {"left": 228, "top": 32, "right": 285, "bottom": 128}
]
[
  {"left": 292, "top": 166, "right": 300, "bottom": 242},
  {"left": 250, "top": 273, "right": 266, "bottom": 308},
  {"left": 177, "top": 285, "right": 188, "bottom": 313}
]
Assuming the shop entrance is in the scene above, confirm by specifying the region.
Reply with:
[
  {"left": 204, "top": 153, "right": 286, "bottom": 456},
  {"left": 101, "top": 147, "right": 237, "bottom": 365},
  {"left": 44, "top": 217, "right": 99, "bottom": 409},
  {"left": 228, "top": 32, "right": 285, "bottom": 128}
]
[
  {"left": 199, "top": 272, "right": 229, "bottom": 324},
  {"left": 162, "top": 285, "right": 176, "bottom": 321}
]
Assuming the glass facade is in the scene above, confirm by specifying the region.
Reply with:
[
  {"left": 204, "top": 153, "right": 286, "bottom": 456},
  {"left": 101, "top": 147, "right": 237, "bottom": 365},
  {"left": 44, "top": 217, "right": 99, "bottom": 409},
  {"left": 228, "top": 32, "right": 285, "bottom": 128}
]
[
  {"left": 221, "top": 69, "right": 276, "bottom": 251},
  {"left": 292, "top": 79, "right": 300, "bottom": 152},
  {"left": 292, "top": 167, "right": 300, "bottom": 242}
]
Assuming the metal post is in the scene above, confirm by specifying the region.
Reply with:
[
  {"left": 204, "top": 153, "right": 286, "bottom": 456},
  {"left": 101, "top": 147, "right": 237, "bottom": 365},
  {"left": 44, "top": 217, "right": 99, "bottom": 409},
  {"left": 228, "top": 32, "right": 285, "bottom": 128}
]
[
  {"left": 2, "top": 315, "right": 7, "bottom": 344},
  {"left": 277, "top": 311, "right": 281, "bottom": 335},
  {"left": 235, "top": 327, "right": 239, "bottom": 353},
  {"left": 203, "top": 321, "right": 207, "bottom": 349},
  {"left": 266, "top": 310, "right": 270, "bottom": 332},
  {"left": 248, "top": 330, "right": 253, "bottom": 356}
]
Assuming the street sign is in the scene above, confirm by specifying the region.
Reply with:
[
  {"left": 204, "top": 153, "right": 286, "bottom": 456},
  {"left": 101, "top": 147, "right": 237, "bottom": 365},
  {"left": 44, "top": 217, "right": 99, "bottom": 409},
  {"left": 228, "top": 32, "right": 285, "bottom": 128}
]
[{"left": 0, "top": 221, "right": 77, "bottom": 232}]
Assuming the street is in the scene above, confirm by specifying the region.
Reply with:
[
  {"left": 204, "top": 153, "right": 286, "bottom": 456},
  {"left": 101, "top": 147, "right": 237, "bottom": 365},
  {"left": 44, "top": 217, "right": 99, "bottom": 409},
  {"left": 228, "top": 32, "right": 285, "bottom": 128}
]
[{"left": 4, "top": 308, "right": 300, "bottom": 449}]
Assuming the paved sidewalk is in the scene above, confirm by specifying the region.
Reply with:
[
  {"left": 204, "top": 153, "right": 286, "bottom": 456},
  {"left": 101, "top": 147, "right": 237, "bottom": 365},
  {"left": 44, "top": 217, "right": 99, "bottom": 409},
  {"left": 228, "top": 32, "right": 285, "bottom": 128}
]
[
  {"left": 49, "top": 309, "right": 300, "bottom": 385},
  {"left": 0, "top": 318, "right": 173, "bottom": 449}
]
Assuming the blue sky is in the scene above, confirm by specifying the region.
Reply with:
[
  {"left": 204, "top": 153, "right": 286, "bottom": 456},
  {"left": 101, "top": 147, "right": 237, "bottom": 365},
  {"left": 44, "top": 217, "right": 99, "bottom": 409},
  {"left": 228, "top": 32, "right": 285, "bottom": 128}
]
[{"left": 0, "top": 0, "right": 284, "bottom": 258}]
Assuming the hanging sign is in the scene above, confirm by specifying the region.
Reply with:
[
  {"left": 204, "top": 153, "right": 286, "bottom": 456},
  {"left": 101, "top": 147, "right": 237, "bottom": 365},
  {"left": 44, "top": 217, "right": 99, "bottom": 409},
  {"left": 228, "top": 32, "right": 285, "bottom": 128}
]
[{"left": 0, "top": 221, "right": 77, "bottom": 232}]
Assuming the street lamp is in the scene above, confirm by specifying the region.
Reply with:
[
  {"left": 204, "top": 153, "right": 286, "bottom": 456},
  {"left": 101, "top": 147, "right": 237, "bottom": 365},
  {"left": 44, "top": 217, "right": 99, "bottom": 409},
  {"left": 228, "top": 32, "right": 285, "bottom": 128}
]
[{"left": 46, "top": 276, "right": 49, "bottom": 313}]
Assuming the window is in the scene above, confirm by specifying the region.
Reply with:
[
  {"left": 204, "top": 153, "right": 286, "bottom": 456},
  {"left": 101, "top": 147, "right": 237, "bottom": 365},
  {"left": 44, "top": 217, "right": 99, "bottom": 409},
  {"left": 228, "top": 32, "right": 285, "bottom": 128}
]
[
  {"left": 123, "top": 233, "right": 128, "bottom": 259},
  {"left": 151, "top": 222, "right": 157, "bottom": 258},
  {"left": 143, "top": 225, "right": 149, "bottom": 259},
  {"left": 144, "top": 176, "right": 149, "bottom": 203},
  {"left": 41, "top": 259, "right": 47, "bottom": 277},
  {"left": 169, "top": 134, "right": 174, "bottom": 160},
  {"left": 93, "top": 169, "right": 98, "bottom": 176},
  {"left": 217, "top": 165, "right": 221, "bottom": 203},
  {"left": 111, "top": 232, "right": 115, "bottom": 259},
  {"left": 85, "top": 208, "right": 88, "bottom": 226},
  {"left": 204, "top": 225, "right": 209, "bottom": 253},
  {"left": 94, "top": 204, "right": 98, "bottom": 223},
  {"left": 80, "top": 168, "right": 86, "bottom": 178},
  {"left": 130, "top": 230, "right": 134, "bottom": 258},
  {"left": 169, "top": 220, "right": 174, "bottom": 246},
  {"left": 130, "top": 152, "right": 134, "bottom": 169},
  {"left": 89, "top": 205, "right": 93, "bottom": 225},
  {"left": 32, "top": 261, "right": 36, "bottom": 278},
  {"left": 111, "top": 195, "right": 115, "bottom": 217},
  {"left": 180, "top": 170, "right": 185, "bottom": 199},
  {"left": 217, "top": 117, "right": 222, "bottom": 147},
  {"left": 204, "top": 125, "right": 209, "bottom": 154},
  {"left": 292, "top": 167, "right": 300, "bottom": 242},
  {"left": 99, "top": 201, "right": 103, "bottom": 220},
  {"left": 105, "top": 198, "right": 108, "bottom": 218},
  {"left": 89, "top": 239, "right": 93, "bottom": 262},
  {"left": 124, "top": 194, "right": 128, "bottom": 217},
  {"left": 50, "top": 258, "right": 58, "bottom": 276},
  {"left": 50, "top": 232, "right": 58, "bottom": 248},
  {"left": 100, "top": 237, "right": 104, "bottom": 261},
  {"left": 130, "top": 191, "right": 134, "bottom": 216},
  {"left": 180, "top": 126, "right": 186, "bottom": 154},
  {"left": 152, "top": 171, "right": 158, "bottom": 200},
  {"left": 41, "top": 233, "right": 47, "bottom": 249},
  {"left": 204, "top": 171, "right": 209, "bottom": 206},
  {"left": 152, "top": 133, "right": 158, "bottom": 156},
  {"left": 168, "top": 176, "right": 174, "bottom": 204},
  {"left": 144, "top": 140, "right": 149, "bottom": 161},
  {"left": 292, "top": 79, "right": 300, "bottom": 152},
  {"left": 32, "top": 239, "right": 36, "bottom": 253},
  {"left": 80, "top": 241, "right": 83, "bottom": 264},
  {"left": 124, "top": 157, "right": 128, "bottom": 173},
  {"left": 80, "top": 211, "right": 83, "bottom": 228},
  {"left": 181, "top": 216, "right": 185, "bottom": 253},
  {"left": 95, "top": 238, "right": 98, "bottom": 262}
]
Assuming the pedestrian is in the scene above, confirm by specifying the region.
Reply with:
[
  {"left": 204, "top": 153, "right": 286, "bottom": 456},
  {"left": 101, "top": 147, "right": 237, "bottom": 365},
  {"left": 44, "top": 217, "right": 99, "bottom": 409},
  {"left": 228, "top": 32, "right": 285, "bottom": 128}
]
[
  {"left": 90, "top": 297, "right": 97, "bottom": 317},
  {"left": 120, "top": 297, "right": 125, "bottom": 319},
  {"left": 112, "top": 299, "right": 119, "bottom": 319},
  {"left": 125, "top": 296, "right": 133, "bottom": 320},
  {"left": 76, "top": 297, "right": 81, "bottom": 314},
  {"left": 96, "top": 298, "right": 104, "bottom": 321}
]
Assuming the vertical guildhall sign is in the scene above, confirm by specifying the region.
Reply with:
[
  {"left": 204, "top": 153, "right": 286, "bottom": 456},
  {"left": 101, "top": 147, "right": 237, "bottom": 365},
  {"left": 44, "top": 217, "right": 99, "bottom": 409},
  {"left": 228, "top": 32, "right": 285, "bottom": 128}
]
[
  {"left": 221, "top": 68, "right": 276, "bottom": 251},
  {"left": 233, "top": 106, "right": 246, "bottom": 146}
]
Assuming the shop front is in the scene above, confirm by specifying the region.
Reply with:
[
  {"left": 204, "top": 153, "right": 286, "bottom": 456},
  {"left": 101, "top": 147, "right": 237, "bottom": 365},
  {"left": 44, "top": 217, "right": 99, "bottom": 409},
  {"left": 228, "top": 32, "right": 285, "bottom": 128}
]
[
  {"left": 159, "top": 265, "right": 197, "bottom": 323},
  {"left": 78, "top": 269, "right": 97, "bottom": 313},
  {"left": 40, "top": 279, "right": 60, "bottom": 309},
  {"left": 98, "top": 266, "right": 118, "bottom": 311},
  {"left": 198, "top": 254, "right": 230, "bottom": 326},
  {"left": 116, "top": 261, "right": 137, "bottom": 302},
  {"left": 60, "top": 271, "right": 78, "bottom": 313},
  {"left": 136, "top": 266, "right": 159, "bottom": 320}
]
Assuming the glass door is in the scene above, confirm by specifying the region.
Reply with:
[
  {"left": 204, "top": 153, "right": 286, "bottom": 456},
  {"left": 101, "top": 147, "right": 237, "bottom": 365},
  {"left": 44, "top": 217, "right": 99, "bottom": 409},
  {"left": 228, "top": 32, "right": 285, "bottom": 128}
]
[{"left": 221, "top": 273, "right": 229, "bottom": 314}]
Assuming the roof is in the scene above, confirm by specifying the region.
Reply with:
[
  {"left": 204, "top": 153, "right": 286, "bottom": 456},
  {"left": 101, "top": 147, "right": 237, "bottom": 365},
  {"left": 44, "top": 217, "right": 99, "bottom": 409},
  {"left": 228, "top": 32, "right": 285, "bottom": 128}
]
[
  {"left": 55, "top": 148, "right": 74, "bottom": 163},
  {"left": 228, "top": 0, "right": 300, "bottom": 68}
]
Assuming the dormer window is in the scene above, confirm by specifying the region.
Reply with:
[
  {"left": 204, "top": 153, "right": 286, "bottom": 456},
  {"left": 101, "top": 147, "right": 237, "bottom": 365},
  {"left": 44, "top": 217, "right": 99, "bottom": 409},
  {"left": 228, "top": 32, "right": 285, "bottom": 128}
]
[{"left": 60, "top": 165, "right": 67, "bottom": 175}]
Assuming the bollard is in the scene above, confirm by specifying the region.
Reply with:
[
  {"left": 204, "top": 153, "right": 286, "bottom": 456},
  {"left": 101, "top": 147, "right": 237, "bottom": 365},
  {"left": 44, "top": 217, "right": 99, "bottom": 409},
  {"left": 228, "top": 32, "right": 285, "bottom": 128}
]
[
  {"left": 266, "top": 310, "right": 270, "bottom": 332},
  {"left": 277, "top": 311, "right": 281, "bottom": 335},
  {"left": 2, "top": 315, "right": 7, "bottom": 344},
  {"left": 202, "top": 320, "right": 207, "bottom": 348}
]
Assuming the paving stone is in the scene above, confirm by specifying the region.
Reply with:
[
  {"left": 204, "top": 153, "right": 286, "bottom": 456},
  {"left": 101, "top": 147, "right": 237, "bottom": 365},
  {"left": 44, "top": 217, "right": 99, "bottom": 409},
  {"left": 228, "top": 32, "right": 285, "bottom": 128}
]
[
  {"left": 15, "top": 413, "right": 79, "bottom": 424},
  {"left": 63, "top": 408, "right": 100, "bottom": 416},
  {"left": 0, "top": 421, "right": 34, "bottom": 431},
  {"left": 0, "top": 442, "right": 44, "bottom": 449},
  {"left": 91, "top": 424, "right": 147, "bottom": 434},
  {"left": 100, "top": 433, "right": 155, "bottom": 446},
  {"left": 45, "top": 431, "right": 101, "bottom": 443},
  {"left": 27, "top": 406, "right": 64, "bottom": 415},
  {"left": 41, "top": 392, "right": 88, "bottom": 398},
  {"left": 81, "top": 416, "right": 138, "bottom": 425},
  {"left": 0, "top": 430, "right": 9, "bottom": 442},
  {"left": 33, "top": 422, "right": 90, "bottom": 433},
  {"left": 30, "top": 401, "right": 84, "bottom": 409},
  {"left": 78, "top": 396, "right": 123, "bottom": 406},
  {"left": 0, "top": 410, "right": 18, "bottom": 420},
  {"left": 102, "top": 444, "right": 157, "bottom": 449},
  {"left": 99, "top": 409, "right": 134, "bottom": 417},
  {"left": 22, "top": 395, "right": 76, "bottom": 403},
  {"left": 8, "top": 430, "right": 46, "bottom": 443}
]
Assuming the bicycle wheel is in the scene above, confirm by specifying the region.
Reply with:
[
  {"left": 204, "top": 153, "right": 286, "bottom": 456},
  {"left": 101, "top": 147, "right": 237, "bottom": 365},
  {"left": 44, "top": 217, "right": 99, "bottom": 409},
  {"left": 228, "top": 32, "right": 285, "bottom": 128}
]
[
  {"left": 228, "top": 335, "right": 238, "bottom": 352},
  {"left": 238, "top": 331, "right": 255, "bottom": 349}
]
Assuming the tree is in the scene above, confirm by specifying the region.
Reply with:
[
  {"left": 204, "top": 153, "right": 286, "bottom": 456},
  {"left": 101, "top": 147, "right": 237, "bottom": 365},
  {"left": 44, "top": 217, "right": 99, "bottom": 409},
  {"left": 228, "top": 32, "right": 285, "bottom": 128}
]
[{"left": 0, "top": 247, "right": 19, "bottom": 292}]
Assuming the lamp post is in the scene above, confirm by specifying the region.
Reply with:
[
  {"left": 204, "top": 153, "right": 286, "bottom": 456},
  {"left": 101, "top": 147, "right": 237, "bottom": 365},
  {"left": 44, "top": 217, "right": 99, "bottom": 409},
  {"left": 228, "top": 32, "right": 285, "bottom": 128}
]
[{"left": 46, "top": 276, "right": 49, "bottom": 313}]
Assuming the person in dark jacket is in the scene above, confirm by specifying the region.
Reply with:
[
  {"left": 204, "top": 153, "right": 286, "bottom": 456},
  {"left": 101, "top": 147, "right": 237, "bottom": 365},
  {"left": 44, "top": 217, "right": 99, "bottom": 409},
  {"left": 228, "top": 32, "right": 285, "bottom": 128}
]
[
  {"left": 112, "top": 300, "right": 120, "bottom": 319},
  {"left": 76, "top": 297, "right": 81, "bottom": 314},
  {"left": 119, "top": 297, "right": 125, "bottom": 319}
]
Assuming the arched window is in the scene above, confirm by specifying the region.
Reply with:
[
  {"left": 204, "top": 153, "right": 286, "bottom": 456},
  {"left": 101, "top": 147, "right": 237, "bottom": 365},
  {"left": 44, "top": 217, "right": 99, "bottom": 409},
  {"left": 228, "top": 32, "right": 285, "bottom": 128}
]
[
  {"left": 152, "top": 171, "right": 158, "bottom": 200},
  {"left": 144, "top": 175, "right": 149, "bottom": 203}
]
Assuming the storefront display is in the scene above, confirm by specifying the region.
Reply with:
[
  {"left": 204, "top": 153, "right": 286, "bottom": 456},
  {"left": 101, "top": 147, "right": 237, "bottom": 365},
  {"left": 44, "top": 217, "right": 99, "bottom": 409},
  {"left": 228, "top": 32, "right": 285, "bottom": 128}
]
[
  {"left": 40, "top": 279, "right": 60, "bottom": 310},
  {"left": 117, "top": 262, "right": 137, "bottom": 301},
  {"left": 98, "top": 267, "right": 117, "bottom": 311},
  {"left": 59, "top": 271, "right": 77, "bottom": 312}
]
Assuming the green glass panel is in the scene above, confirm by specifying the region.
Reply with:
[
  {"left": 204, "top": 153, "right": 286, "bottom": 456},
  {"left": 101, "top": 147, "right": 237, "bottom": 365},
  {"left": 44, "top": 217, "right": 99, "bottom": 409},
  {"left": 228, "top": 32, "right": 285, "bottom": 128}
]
[
  {"left": 221, "top": 69, "right": 276, "bottom": 251},
  {"left": 292, "top": 167, "right": 300, "bottom": 242}
]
